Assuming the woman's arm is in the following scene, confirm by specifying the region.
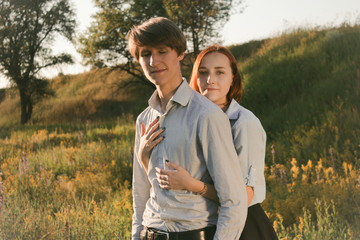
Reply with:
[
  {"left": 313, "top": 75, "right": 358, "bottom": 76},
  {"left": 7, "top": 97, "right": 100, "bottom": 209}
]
[
  {"left": 157, "top": 161, "right": 254, "bottom": 205},
  {"left": 138, "top": 117, "right": 165, "bottom": 172},
  {"left": 156, "top": 161, "right": 219, "bottom": 202}
]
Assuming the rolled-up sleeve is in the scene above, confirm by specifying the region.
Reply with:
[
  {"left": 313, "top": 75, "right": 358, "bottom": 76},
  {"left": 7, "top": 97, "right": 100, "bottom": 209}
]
[
  {"left": 232, "top": 117, "right": 267, "bottom": 205},
  {"left": 199, "top": 109, "right": 248, "bottom": 240},
  {"left": 132, "top": 117, "right": 151, "bottom": 240}
]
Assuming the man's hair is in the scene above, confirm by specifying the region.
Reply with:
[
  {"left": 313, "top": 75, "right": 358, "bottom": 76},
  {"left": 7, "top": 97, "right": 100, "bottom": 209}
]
[
  {"left": 189, "top": 45, "right": 243, "bottom": 103},
  {"left": 127, "top": 17, "right": 187, "bottom": 61}
]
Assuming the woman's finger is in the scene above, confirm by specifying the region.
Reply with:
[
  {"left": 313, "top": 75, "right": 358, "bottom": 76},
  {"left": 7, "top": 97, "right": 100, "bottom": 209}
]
[
  {"left": 159, "top": 183, "right": 170, "bottom": 190},
  {"left": 148, "top": 131, "right": 165, "bottom": 146},
  {"left": 145, "top": 117, "right": 160, "bottom": 135},
  {"left": 165, "top": 161, "right": 182, "bottom": 170},
  {"left": 156, "top": 173, "right": 168, "bottom": 181},
  {"left": 147, "top": 122, "right": 161, "bottom": 138},
  {"left": 140, "top": 122, "right": 146, "bottom": 136},
  {"left": 156, "top": 168, "right": 172, "bottom": 175}
]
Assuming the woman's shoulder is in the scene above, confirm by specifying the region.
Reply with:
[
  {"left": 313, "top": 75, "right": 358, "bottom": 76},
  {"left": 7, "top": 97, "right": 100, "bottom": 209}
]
[
  {"left": 227, "top": 100, "right": 258, "bottom": 122},
  {"left": 228, "top": 100, "right": 265, "bottom": 133}
]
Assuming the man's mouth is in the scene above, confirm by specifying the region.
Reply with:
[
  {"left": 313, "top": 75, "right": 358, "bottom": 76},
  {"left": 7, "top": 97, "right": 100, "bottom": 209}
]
[{"left": 150, "top": 68, "right": 166, "bottom": 74}]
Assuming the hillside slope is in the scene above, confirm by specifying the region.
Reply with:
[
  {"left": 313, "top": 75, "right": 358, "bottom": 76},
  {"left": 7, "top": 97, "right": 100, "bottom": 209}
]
[
  {"left": 234, "top": 24, "right": 360, "bottom": 166},
  {"left": 0, "top": 68, "right": 154, "bottom": 127},
  {"left": 1, "top": 24, "right": 359, "bottom": 167}
]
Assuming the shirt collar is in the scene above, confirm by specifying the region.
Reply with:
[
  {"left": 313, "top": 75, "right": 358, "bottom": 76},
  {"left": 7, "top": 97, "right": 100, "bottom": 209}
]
[
  {"left": 225, "top": 99, "right": 241, "bottom": 120},
  {"left": 148, "top": 78, "right": 192, "bottom": 110}
]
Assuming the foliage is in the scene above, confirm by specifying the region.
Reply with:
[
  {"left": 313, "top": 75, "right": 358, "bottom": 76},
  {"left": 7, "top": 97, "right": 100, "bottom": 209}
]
[
  {"left": 0, "top": 0, "right": 76, "bottom": 124},
  {"left": 1, "top": 23, "right": 360, "bottom": 239},
  {"left": 274, "top": 199, "right": 352, "bottom": 240},
  {"left": 0, "top": 68, "right": 153, "bottom": 127},
  {"left": 263, "top": 158, "right": 360, "bottom": 238},
  {"left": 238, "top": 24, "right": 360, "bottom": 167},
  {"left": 77, "top": 0, "right": 241, "bottom": 86},
  {"left": 0, "top": 120, "right": 134, "bottom": 239},
  {"left": 0, "top": 123, "right": 359, "bottom": 239},
  {"left": 163, "top": 0, "right": 242, "bottom": 57}
]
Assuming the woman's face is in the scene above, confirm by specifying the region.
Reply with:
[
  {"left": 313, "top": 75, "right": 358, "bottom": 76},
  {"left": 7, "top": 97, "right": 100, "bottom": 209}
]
[{"left": 197, "top": 52, "right": 233, "bottom": 108}]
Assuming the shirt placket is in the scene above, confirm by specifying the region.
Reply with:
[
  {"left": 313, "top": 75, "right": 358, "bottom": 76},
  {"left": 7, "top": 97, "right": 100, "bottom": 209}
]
[{"left": 155, "top": 104, "right": 175, "bottom": 221}]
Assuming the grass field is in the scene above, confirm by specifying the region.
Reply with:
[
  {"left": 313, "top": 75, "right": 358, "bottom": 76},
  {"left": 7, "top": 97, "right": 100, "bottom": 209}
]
[{"left": 1, "top": 23, "right": 360, "bottom": 239}]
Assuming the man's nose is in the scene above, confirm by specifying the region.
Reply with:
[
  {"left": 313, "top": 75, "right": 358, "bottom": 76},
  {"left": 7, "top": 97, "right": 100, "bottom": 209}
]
[{"left": 149, "top": 54, "right": 158, "bottom": 66}]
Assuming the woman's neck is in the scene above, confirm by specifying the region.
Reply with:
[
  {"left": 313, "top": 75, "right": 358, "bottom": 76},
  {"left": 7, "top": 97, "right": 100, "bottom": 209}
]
[{"left": 217, "top": 102, "right": 230, "bottom": 112}]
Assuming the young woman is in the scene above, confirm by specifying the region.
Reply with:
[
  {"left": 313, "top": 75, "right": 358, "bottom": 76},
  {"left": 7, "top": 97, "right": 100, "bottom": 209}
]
[{"left": 139, "top": 45, "right": 278, "bottom": 239}]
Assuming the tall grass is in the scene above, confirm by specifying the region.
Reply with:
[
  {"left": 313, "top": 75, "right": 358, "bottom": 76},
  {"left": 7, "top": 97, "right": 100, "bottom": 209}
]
[
  {"left": 1, "top": 23, "right": 360, "bottom": 239},
  {"left": 1, "top": 123, "right": 358, "bottom": 239},
  {"left": 0, "top": 119, "right": 134, "bottom": 239},
  {"left": 237, "top": 24, "right": 360, "bottom": 167}
]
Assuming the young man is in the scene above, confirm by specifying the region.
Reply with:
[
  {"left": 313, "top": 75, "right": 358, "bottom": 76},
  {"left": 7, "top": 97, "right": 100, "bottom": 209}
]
[{"left": 128, "top": 17, "right": 248, "bottom": 240}]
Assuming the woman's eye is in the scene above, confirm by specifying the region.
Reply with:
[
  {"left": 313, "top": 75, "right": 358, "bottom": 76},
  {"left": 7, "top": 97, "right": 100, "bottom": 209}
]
[
  {"left": 216, "top": 71, "right": 225, "bottom": 75},
  {"left": 199, "top": 71, "right": 208, "bottom": 75}
]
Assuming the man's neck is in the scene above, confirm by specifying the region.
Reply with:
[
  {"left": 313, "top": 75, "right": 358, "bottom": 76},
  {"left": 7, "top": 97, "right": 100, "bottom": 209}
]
[{"left": 157, "top": 77, "right": 183, "bottom": 113}]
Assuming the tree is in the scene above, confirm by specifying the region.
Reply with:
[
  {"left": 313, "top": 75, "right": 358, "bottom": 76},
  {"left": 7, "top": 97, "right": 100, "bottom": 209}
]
[
  {"left": 163, "top": 0, "right": 240, "bottom": 57},
  {"left": 78, "top": 0, "right": 166, "bottom": 89},
  {"left": 78, "top": 0, "right": 242, "bottom": 87},
  {"left": 0, "top": 0, "right": 76, "bottom": 124}
]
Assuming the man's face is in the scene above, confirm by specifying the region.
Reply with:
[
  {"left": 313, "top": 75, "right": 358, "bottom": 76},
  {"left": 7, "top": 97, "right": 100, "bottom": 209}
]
[{"left": 138, "top": 45, "right": 184, "bottom": 87}]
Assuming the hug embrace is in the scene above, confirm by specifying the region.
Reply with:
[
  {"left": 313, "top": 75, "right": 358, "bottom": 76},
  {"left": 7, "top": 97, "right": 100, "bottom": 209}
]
[{"left": 129, "top": 17, "right": 278, "bottom": 240}]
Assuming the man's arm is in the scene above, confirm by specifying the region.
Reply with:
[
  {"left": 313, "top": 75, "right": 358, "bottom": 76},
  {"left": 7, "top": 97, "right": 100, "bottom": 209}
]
[
  {"left": 200, "top": 110, "right": 248, "bottom": 240},
  {"left": 132, "top": 118, "right": 151, "bottom": 240}
]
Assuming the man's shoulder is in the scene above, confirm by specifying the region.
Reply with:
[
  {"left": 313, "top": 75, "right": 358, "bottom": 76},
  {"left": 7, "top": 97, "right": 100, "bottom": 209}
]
[
  {"left": 136, "top": 106, "right": 153, "bottom": 124},
  {"left": 190, "top": 91, "right": 223, "bottom": 114}
]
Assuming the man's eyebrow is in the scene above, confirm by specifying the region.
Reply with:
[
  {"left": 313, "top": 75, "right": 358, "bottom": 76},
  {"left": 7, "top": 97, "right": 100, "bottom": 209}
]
[{"left": 199, "top": 66, "right": 226, "bottom": 69}]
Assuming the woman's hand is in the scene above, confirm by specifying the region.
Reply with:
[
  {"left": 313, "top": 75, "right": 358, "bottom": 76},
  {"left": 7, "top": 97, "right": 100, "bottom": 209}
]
[
  {"left": 155, "top": 161, "right": 201, "bottom": 192},
  {"left": 138, "top": 117, "right": 165, "bottom": 172},
  {"left": 157, "top": 161, "right": 220, "bottom": 203},
  {"left": 246, "top": 186, "right": 254, "bottom": 206}
]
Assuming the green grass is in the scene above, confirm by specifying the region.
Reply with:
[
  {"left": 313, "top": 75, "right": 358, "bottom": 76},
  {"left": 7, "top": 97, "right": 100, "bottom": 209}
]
[
  {"left": 1, "top": 23, "right": 360, "bottom": 239},
  {"left": 0, "top": 119, "right": 134, "bottom": 239}
]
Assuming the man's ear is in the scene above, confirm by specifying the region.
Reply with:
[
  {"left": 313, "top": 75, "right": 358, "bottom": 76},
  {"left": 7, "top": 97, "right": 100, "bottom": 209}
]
[{"left": 178, "top": 52, "right": 185, "bottom": 61}]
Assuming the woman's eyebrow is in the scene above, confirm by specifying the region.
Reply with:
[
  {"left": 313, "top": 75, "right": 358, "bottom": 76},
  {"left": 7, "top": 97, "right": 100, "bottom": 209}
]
[{"left": 199, "top": 66, "right": 226, "bottom": 69}]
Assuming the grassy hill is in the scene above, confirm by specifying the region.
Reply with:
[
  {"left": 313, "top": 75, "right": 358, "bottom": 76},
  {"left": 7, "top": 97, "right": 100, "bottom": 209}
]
[
  {"left": 232, "top": 24, "right": 360, "bottom": 168},
  {"left": 1, "top": 24, "right": 359, "bottom": 167},
  {"left": 0, "top": 23, "right": 359, "bottom": 238}
]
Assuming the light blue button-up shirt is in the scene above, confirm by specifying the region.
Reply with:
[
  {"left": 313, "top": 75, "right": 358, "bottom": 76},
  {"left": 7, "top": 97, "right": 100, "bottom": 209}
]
[
  {"left": 132, "top": 80, "right": 248, "bottom": 240},
  {"left": 226, "top": 99, "right": 267, "bottom": 206}
]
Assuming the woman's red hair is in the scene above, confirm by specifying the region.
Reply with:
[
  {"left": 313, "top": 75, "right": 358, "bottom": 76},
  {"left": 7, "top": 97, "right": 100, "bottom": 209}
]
[{"left": 189, "top": 45, "right": 242, "bottom": 103}]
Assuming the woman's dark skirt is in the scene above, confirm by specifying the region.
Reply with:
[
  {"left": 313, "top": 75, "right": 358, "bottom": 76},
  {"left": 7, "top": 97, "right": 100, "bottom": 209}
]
[{"left": 239, "top": 203, "right": 278, "bottom": 240}]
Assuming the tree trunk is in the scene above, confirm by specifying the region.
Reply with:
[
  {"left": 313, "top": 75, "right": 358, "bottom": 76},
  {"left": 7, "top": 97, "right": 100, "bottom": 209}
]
[{"left": 19, "top": 88, "right": 32, "bottom": 124}]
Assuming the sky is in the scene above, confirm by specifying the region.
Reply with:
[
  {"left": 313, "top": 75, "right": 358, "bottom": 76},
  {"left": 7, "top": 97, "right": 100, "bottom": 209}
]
[{"left": 1, "top": 0, "right": 359, "bottom": 88}]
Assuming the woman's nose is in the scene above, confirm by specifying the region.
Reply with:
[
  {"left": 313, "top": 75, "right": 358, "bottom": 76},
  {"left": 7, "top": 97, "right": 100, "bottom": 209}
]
[{"left": 206, "top": 74, "right": 214, "bottom": 85}]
